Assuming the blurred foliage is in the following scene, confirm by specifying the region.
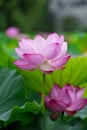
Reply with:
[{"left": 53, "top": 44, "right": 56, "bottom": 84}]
[
  {"left": 0, "top": 0, "right": 53, "bottom": 33},
  {"left": 63, "top": 17, "right": 80, "bottom": 32},
  {"left": 65, "top": 32, "right": 87, "bottom": 55}
]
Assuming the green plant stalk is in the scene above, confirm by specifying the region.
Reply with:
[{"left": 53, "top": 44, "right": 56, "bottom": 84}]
[
  {"left": 41, "top": 73, "right": 46, "bottom": 109},
  {"left": 0, "top": 121, "right": 4, "bottom": 129},
  {"left": 61, "top": 111, "right": 64, "bottom": 121}
]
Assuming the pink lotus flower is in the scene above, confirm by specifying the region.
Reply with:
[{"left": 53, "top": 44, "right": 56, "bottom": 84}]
[
  {"left": 6, "top": 27, "right": 20, "bottom": 38},
  {"left": 45, "top": 84, "right": 87, "bottom": 115},
  {"left": 14, "top": 33, "right": 70, "bottom": 73}
]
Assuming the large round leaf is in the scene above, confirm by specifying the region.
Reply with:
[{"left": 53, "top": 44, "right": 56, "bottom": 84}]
[
  {"left": 19, "top": 57, "right": 87, "bottom": 94},
  {"left": 0, "top": 67, "right": 41, "bottom": 127}
]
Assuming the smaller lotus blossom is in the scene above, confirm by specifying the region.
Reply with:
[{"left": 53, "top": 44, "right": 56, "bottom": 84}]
[
  {"left": 6, "top": 27, "right": 20, "bottom": 38},
  {"left": 14, "top": 33, "right": 70, "bottom": 73},
  {"left": 44, "top": 84, "right": 87, "bottom": 115}
]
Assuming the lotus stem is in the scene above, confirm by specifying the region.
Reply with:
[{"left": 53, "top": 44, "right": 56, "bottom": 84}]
[
  {"left": 61, "top": 111, "right": 64, "bottom": 121},
  {"left": 41, "top": 73, "right": 46, "bottom": 110}
]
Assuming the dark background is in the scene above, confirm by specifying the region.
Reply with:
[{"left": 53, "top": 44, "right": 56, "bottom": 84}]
[{"left": 0, "top": 0, "right": 53, "bottom": 33}]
